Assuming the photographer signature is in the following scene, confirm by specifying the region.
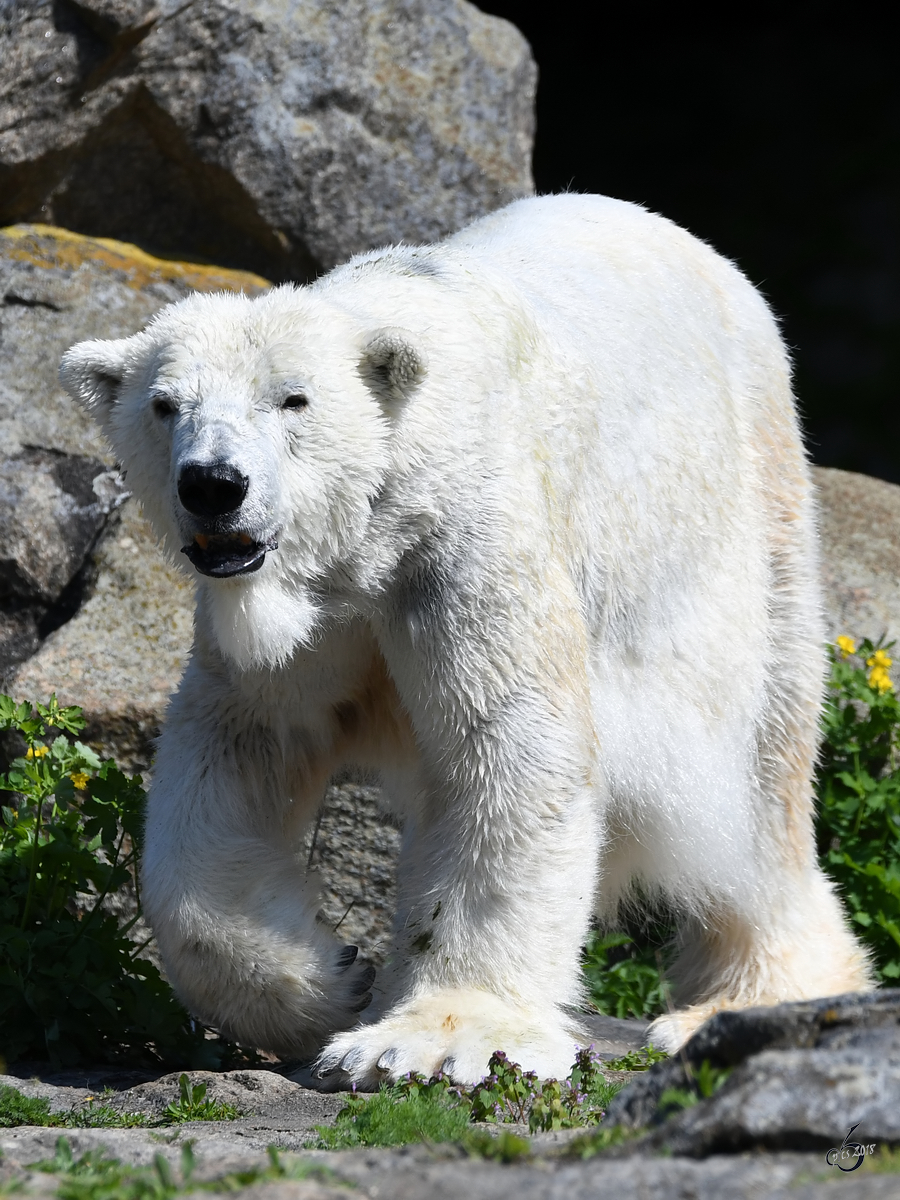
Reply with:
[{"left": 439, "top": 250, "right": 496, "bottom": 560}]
[{"left": 826, "top": 1124, "right": 877, "bottom": 1171}]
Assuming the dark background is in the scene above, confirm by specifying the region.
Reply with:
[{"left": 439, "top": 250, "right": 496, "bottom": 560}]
[{"left": 475, "top": 2, "right": 900, "bottom": 483}]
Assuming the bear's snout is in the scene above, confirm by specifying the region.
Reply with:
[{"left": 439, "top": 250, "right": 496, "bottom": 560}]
[{"left": 178, "top": 461, "right": 249, "bottom": 519}]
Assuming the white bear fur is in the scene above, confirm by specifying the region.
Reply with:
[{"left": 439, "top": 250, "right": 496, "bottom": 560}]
[{"left": 60, "top": 194, "right": 872, "bottom": 1086}]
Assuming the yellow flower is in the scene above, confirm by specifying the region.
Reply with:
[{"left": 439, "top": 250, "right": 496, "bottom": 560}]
[
  {"left": 69, "top": 771, "right": 90, "bottom": 791},
  {"left": 26, "top": 745, "right": 49, "bottom": 759},
  {"left": 867, "top": 649, "right": 893, "bottom": 671},
  {"left": 866, "top": 648, "right": 894, "bottom": 692},
  {"left": 836, "top": 635, "right": 856, "bottom": 657},
  {"left": 868, "top": 666, "right": 894, "bottom": 693}
]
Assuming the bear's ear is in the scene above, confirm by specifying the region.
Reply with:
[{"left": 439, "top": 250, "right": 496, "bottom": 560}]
[
  {"left": 59, "top": 338, "right": 132, "bottom": 419},
  {"left": 359, "top": 328, "right": 427, "bottom": 405}
]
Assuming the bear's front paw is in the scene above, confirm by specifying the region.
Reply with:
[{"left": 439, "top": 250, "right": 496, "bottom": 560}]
[{"left": 314, "top": 986, "right": 580, "bottom": 1090}]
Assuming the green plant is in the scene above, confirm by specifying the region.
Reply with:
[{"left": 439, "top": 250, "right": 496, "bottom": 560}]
[
  {"left": 464, "top": 1047, "right": 616, "bottom": 1132},
  {"left": 816, "top": 637, "right": 900, "bottom": 982},
  {"left": 14, "top": 1139, "right": 334, "bottom": 1200},
  {"left": 0, "top": 1083, "right": 59, "bottom": 1127},
  {"left": 563, "top": 1122, "right": 639, "bottom": 1159},
  {"left": 0, "top": 1083, "right": 152, "bottom": 1129},
  {"left": 0, "top": 694, "right": 230, "bottom": 1068},
  {"left": 1, "top": 1078, "right": 243, "bottom": 1131},
  {"left": 861, "top": 1145, "right": 900, "bottom": 1174},
  {"left": 28, "top": 1139, "right": 182, "bottom": 1200},
  {"left": 692, "top": 1058, "right": 731, "bottom": 1098},
  {"left": 461, "top": 1128, "right": 533, "bottom": 1162},
  {"left": 656, "top": 1059, "right": 731, "bottom": 1120},
  {"left": 62, "top": 1101, "right": 152, "bottom": 1129},
  {"left": 312, "top": 1083, "right": 474, "bottom": 1150},
  {"left": 581, "top": 928, "right": 672, "bottom": 1020},
  {"left": 602, "top": 1045, "right": 669, "bottom": 1072},
  {"left": 162, "top": 1074, "right": 240, "bottom": 1123},
  {"left": 310, "top": 1045, "right": 631, "bottom": 1151},
  {"left": 1, "top": 1082, "right": 244, "bottom": 1131}
]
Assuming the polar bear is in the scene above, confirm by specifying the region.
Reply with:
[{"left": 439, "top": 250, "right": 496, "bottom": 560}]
[{"left": 60, "top": 194, "right": 871, "bottom": 1087}]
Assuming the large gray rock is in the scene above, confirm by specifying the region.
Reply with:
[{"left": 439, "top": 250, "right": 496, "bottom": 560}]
[
  {"left": 6, "top": 495, "right": 196, "bottom": 772},
  {"left": 0, "top": 0, "right": 535, "bottom": 281},
  {"left": 814, "top": 466, "right": 900, "bottom": 650},
  {"left": 644, "top": 1039, "right": 900, "bottom": 1158},
  {"left": 0, "top": 448, "right": 128, "bottom": 675},
  {"left": 605, "top": 991, "right": 900, "bottom": 1159},
  {"left": 306, "top": 783, "right": 401, "bottom": 964}
]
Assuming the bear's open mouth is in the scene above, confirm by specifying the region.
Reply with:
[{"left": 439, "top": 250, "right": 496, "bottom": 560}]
[{"left": 181, "top": 533, "right": 278, "bottom": 578}]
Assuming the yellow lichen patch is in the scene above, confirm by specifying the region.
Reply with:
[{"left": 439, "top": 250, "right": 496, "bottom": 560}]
[{"left": 0, "top": 224, "right": 271, "bottom": 295}]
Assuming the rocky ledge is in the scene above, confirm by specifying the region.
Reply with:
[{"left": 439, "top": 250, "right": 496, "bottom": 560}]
[{"left": 1, "top": 997, "right": 898, "bottom": 1198}]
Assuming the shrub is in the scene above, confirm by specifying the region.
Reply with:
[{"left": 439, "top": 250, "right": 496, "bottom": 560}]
[
  {"left": 0, "top": 694, "right": 230, "bottom": 1068},
  {"left": 581, "top": 928, "right": 672, "bottom": 1020},
  {"left": 816, "top": 637, "right": 900, "bottom": 983}
]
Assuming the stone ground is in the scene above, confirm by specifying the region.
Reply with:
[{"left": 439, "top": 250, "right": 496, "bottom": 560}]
[{"left": 2, "top": 1005, "right": 899, "bottom": 1199}]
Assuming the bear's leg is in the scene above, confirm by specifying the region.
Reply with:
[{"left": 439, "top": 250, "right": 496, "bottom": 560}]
[
  {"left": 140, "top": 661, "right": 375, "bottom": 1058},
  {"left": 646, "top": 862, "right": 873, "bottom": 1051},
  {"left": 644, "top": 500, "right": 873, "bottom": 1051},
  {"left": 641, "top": 724, "right": 873, "bottom": 1051},
  {"left": 317, "top": 591, "right": 602, "bottom": 1088}
]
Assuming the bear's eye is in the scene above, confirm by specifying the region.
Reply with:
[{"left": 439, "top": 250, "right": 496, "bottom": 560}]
[
  {"left": 152, "top": 395, "right": 176, "bottom": 419},
  {"left": 282, "top": 393, "right": 309, "bottom": 410}
]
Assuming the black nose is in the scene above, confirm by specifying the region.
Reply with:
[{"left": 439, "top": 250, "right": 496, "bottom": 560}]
[{"left": 178, "top": 462, "right": 248, "bottom": 518}]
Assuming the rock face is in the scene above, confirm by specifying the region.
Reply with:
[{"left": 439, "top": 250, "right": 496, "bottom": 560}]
[
  {"left": 6, "top": 494, "right": 196, "bottom": 773},
  {"left": 306, "top": 783, "right": 401, "bottom": 965},
  {"left": 0, "top": 0, "right": 536, "bottom": 282},
  {"left": 0, "top": 448, "right": 127, "bottom": 675},
  {"left": 815, "top": 466, "right": 900, "bottom": 649},
  {"left": 605, "top": 990, "right": 900, "bottom": 1157},
  {"left": 0, "top": 223, "right": 268, "bottom": 764}
]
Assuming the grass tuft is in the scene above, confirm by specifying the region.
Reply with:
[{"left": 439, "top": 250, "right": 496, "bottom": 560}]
[
  {"left": 13, "top": 1140, "right": 336, "bottom": 1200},
  {"left": 162, "top": 1074, "right": 240, "bottom": 1123},
  {"left": 313, "top": 1086, "right": 473, "bottom": 1150},
  {"left": 0, "top": 1075, "right": 239, "bottom": 1131}
]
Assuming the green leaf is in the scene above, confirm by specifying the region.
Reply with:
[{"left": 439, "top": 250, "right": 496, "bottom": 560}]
[{"left": 72, "top": 741, "right": 103, "bottom": 771}]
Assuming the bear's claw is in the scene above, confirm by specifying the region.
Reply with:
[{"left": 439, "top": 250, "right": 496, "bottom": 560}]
[
  {"left": 376, "top": 1048, "right": 399, "bottom": 1072},
  {"left": 337, "top": 945, "right": 359, "bottom": 971},
  {"left": 353, "top": 963, "right": 376, "bottom": 994}
]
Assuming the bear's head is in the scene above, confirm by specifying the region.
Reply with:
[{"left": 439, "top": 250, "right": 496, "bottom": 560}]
[{"left": 60, "top": 286, "right": 427, "bottom": 671}]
